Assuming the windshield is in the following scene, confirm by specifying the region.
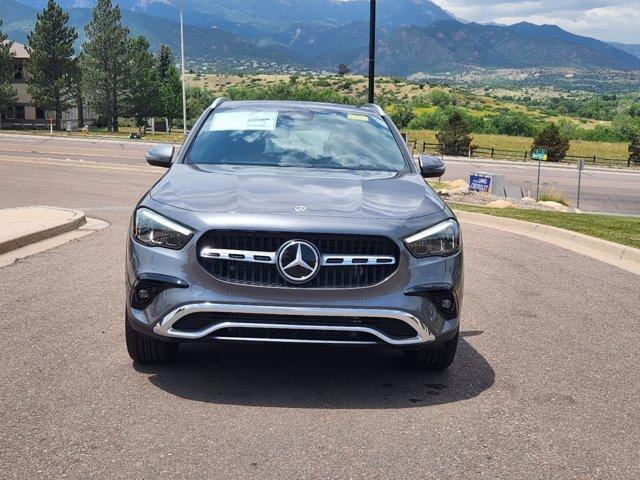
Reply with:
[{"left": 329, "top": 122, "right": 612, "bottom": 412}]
[{"left": 185, "top": 106, "right": 408, "bottom": 172}]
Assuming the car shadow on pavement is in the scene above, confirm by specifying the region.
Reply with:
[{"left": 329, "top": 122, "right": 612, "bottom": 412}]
[{"left": 135, "top": 331, "right": 494, "bottom": 409}]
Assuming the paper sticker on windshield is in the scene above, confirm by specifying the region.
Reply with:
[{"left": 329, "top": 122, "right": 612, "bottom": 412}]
[
  {"left": 210, "top": 111, "right": 278, "bottom": 131},
  {"left": 347, "top": 114, "right": 369, "bottom": 122}
]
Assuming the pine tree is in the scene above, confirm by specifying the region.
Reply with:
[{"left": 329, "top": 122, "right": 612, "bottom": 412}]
[
  {"left": 156, "top": 45, "right": 174, "bottom": 82},
  {"left": 337, "top": 63, "right": 350, "bottom": 76},
  {"left": 629, "top": 131, "right": 640, "bottom": 164},
  {"left": 436, "top": 110, "right": 472, "bottom": 156},
  {"left": 81, "top": 0, "right": 131, "bottom": 132},
  {"left": 26, "top": 0, "right": 78, "bottom": 130},
  {"left": 531, "top": 123, "right": 570, "bottom": 162},
  {"left": 127, "top": 35, "right": 159, "bottom": 133},
  {"left": 0, "top": 19, "right": 18, "bottom": 129}
]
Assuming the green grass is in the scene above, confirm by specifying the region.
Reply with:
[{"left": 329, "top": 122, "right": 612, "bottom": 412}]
[
  {"left": 449, "top": 202, "right": 640, "bottom": 249},
  {"left": 407, "top": 129, "right": 631, "bottom": 165},
  {"left": 427, "top": 180, "right": 449, "bottom": 190}
]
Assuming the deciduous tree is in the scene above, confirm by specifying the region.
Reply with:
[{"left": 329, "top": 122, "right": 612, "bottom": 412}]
[
  {"left": 159, "top": 64, "right": 182, "bottom": 133},
  {"left": 26, "top": 0, "right": 78, "bottom": 130}
]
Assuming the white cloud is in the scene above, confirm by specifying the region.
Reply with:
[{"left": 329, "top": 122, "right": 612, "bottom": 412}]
[{"left": 432, "top": 0, "right": 640, "bottom": 43}]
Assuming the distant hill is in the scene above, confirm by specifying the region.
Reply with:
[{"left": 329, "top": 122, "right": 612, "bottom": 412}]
[
  {"left": 4, "top": 0, "right": 640, "bottom": 75},
  {"left": 609, "top": 42, "right": 640, "bottom": 59},
  {"left": 347, "top": 21, "right": 640, "bottom": 75},
  {"left": 0, "top": 0, "right": 305, "bottom": 65}
]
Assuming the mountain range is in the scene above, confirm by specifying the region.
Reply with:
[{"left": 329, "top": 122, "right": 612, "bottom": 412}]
[{"left": 2, "top": 0, "right": 639, "bottom": 75}]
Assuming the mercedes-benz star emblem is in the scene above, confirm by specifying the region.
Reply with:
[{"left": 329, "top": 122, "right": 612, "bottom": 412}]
[
  {"left": 294, "top": 205, "right": 306, "bottom": 212},
  {"left": 277, "top": 240, "right": 320, "bottom": 284}
]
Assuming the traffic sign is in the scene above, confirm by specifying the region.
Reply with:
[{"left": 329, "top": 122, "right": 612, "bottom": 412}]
[{"left": 532, "top": 149, "right": 548, "bottom": 161}]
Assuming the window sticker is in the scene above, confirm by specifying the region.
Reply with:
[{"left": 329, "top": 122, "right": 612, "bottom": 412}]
[
  {"left": 347, "top": 114, "right": 369, "bottom": 122},
  {"left": 210, "top": 111, "right": 278, "bottom": 131}
]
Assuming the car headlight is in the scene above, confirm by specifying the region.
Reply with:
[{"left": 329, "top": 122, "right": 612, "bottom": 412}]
[
  {"left": 133, "top": 208, "right": 193, "bottom": 250},
  {"left": 404, "top": 219, "right": 461, "bottom": 258}
]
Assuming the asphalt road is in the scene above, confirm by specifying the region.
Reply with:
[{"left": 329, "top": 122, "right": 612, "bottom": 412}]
[
  {"left": 442, "top": 157, "right": 640, "bottom": 215},
  {"left": 1, "top": 133, "right": 639, "bottom": 214},
  {"left": 1, "top": 138, "right": 640, "bottom": 478}
]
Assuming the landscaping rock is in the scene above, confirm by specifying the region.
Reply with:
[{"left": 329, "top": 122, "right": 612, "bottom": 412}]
[
  {"left": 487, "top": 199, "right": 516, "bottom": 209},
  {"left": 538, "top": 201, "right": 570, "bottom": 212},
  {"left": 437, "top": 188, "right": 452, "bottom": 196},
  {"left": 449, "top": 179, "right": 469, "bottom": 190},
  {"left": 451, "top": 187, "right": 470, "bottom": 195},
  {"left": 521, "top": 196, "right": 536, "bottom": 203}
]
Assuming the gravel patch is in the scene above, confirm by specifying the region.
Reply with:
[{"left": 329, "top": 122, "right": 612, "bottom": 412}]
[{"left": 441, "top": 190, "right": 561, "bottom": 211}]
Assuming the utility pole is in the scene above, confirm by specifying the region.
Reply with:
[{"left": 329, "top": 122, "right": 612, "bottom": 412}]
[
  {"left": 180, "top": 0, "right": 187, "bottom": 138},
  {"left": 368, "top": 0, "right": 376, "bottom": 104}
]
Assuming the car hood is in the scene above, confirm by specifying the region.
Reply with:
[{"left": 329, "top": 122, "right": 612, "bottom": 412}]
[{"left": 149, "top": 164, "right": 444, "bottom": 220}]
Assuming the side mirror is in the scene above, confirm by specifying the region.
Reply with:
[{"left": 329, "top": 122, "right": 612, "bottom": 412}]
[
  {"left": 146, "top": 144, "right": 175, "bottom": 168},
  {"left": 418, "top": 155, "right": 446, "bottom": 178}
]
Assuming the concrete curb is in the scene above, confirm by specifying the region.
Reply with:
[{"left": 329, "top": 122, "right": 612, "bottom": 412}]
[
  {"left": 455, "top": 210, "right": 640, "bottom": 276},
  {"left": 0, "top": 206, "right": 87, "bottom": 255}
]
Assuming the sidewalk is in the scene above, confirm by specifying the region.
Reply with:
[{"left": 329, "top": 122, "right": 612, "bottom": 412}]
[{"left": 0, "top": 206, "right": 86, "bottom": 254}]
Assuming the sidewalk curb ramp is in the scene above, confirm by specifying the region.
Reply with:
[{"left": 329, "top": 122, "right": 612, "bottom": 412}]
[
  {"left": 455, "top": 210, "right": 640, "bottom": 276},
  {"left": 0, "top": 206, "right": 86, "bottom": 255}
]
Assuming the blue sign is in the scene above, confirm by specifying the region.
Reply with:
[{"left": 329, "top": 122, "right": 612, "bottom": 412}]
[{"left": 469, "top": 173, "right": 492, "bottom": 192}]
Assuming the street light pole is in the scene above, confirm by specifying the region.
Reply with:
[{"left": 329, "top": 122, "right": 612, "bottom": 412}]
[
  {"left": 368, "top": 0, "right": 376, "bottom": 104},
  {"left": 179, "top": 0, "right": 187, "bottom": 138}
]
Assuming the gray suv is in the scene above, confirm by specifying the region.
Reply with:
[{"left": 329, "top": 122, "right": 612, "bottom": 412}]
[{"left": 125, "top": 99, "right": 463, "bottom": 369}]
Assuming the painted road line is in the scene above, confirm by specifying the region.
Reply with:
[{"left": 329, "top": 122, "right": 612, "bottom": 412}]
[
  {"left": 0, "top": 155, "right": 163, "bottom": 174},
  {"left": 0, "top": 148, "right": 143, "bottom": 160}
]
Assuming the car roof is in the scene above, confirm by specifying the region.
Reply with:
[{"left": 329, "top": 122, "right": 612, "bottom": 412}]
[{"left": 217, "top": 100, "right": 384, "bottom": 117}]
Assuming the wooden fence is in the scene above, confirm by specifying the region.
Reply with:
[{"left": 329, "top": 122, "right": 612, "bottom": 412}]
[{"left": 406, "top": 140, "right": 637, "bottom": 168}]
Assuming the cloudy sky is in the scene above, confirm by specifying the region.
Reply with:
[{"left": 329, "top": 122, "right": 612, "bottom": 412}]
[{"left": 431, "top": 0, "right": 639, "bottom": 43}]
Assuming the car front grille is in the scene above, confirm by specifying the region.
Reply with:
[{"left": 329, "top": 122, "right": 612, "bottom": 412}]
[
  {"left": 196, "top": 230, "right": 399, "bottom": 288},
  {"left": 171, "top": 312, "right": 418, "bottom": 340}
]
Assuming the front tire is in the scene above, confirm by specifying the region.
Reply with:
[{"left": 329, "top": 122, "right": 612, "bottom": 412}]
[
  {"left": 403, "top": 331, "right": 458, "bottom": 370},
  {"left": 125, "top": 316, "right": 178, "bottom": 363}
]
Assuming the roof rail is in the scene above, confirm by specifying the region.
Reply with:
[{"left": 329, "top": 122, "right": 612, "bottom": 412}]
[
  {"left": 210, "top": 97, "right": 228, "bottom": 109},
  {"left": 359, "top": 103, "right": 385, "bottom": 115}
]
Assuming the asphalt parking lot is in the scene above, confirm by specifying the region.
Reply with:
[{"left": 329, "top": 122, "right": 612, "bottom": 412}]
[{"left": 1, "top": 135, "right": 639, "bottom": 479}]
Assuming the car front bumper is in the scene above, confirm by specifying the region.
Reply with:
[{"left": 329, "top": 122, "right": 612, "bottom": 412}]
[{"left": 126, "top": 215, "right": 463, "bottom": 347}]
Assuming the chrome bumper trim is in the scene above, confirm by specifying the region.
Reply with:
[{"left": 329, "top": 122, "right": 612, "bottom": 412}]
[
  {"left": 213, "top": 337, "right": 377, "bottom": 346},
  {"left": 153, "top": 303, "right": 434, "bottom": 346},
  {"left": 199, "top": 248, "right": 396, "bottom": 267}
]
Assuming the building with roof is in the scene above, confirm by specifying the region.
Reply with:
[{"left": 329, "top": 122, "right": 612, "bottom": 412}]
[{"left": 1, "top": 41, "right": 96, "bottom": 130}]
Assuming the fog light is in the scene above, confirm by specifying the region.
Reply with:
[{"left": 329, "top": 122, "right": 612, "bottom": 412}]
[{"left": 137, "top": 289, "right": 150, "bottom": 300}]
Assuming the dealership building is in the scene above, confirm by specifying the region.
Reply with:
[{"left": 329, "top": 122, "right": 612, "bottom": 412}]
[{"left": 1, "top": 41, "right": 95, "bottom": 130}]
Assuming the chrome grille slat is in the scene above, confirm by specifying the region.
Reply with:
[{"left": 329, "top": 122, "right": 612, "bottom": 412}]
[{"left": 197, "top": 231, "right": 399, "bottom": 288}]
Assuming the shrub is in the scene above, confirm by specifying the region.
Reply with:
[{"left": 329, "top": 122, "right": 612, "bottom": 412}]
[
  {"left": 427, "top": 89, "right": 453, "bottom": 107},
  {"left": 224, "top": 83, "right": 356, "bottom": 105},
  {"left": 630, "top": 132, "right": 640, "bottom": 164},
  {"left": 389, "top": 103, "right": 415, "bottom": 129},
  {"left": 407, "top": 109, "right": 448, "bottom": 130},
  {"left": 531, "top": 123, "right": 570, "bottom": 162},
  {"left": 436, "top": 110, "right": 472, "bottom": 156},
  {"left": 487, "top": 113, "right": 538, "bottom": 137}
]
